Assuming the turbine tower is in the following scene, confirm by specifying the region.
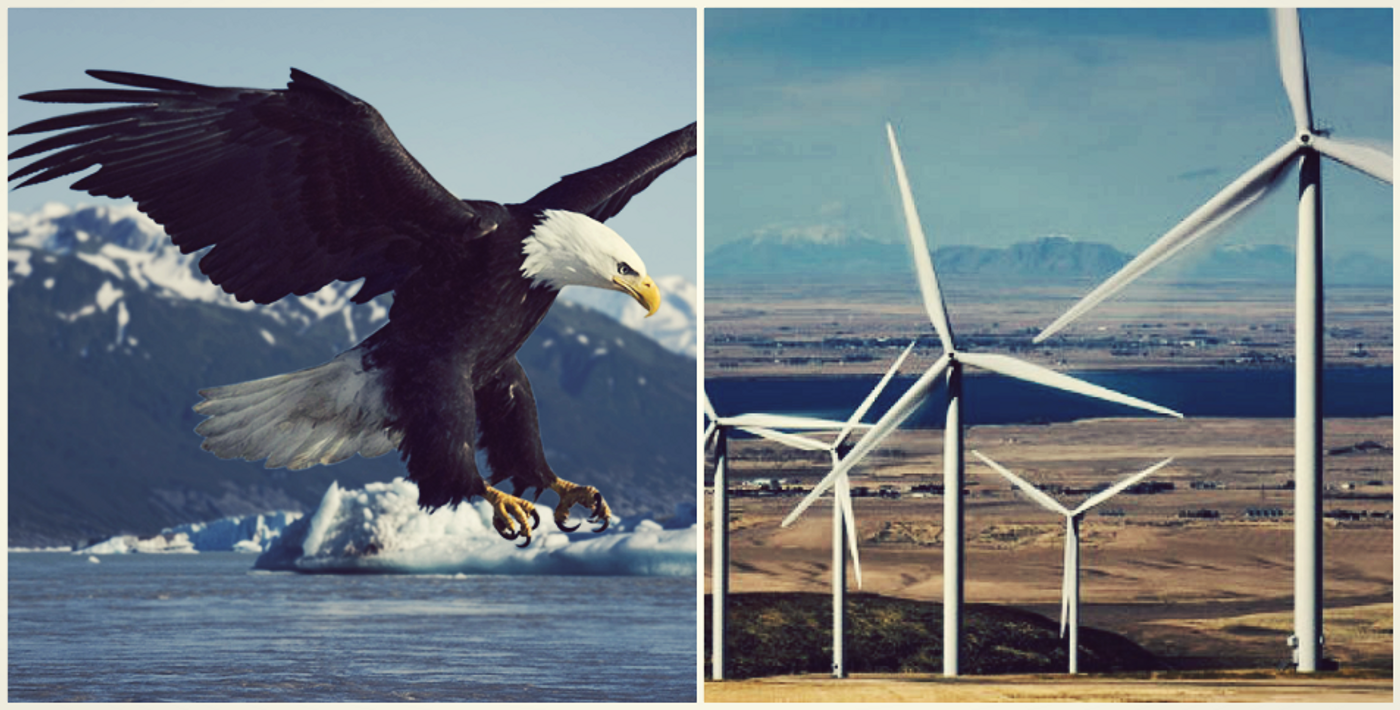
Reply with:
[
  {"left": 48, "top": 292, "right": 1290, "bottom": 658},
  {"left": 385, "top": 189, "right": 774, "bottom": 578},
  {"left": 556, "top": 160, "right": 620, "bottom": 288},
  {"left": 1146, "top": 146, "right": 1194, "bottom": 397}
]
[
  {"left": 973, "top": 451, "right": 1173, "bottom": 674},
  {"left": 1032, "top": 9, "right": 1391, "bottom": 672},
  {"left": 702, "top": 394, "right": 867, "bottom": 680},
  {"left": 797, "top": 340, "right": 917, "bottom": 678},
  {"left": 781, "top": 123, "right": 1183, "bottom": 677}
]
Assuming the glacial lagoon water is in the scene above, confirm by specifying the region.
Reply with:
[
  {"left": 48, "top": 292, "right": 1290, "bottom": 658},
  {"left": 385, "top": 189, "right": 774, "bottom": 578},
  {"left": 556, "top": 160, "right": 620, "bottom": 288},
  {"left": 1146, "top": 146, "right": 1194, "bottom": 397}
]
[
  {"left": 707, "top": 367, "right": 1392, "bottom": 426},
  {"left": 8, "top": 552, "right": 696, "bottom": 702}
]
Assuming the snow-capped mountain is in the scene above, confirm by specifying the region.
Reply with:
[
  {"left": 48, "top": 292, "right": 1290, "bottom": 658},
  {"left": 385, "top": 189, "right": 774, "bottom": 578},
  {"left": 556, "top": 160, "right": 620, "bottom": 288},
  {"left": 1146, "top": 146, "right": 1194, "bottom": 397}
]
[
  {"left": 561, "top": 275, "right": 696, "bottom": 357},
  {"left": 9, "top": 203, "right": 697, "bottom": 548},
  {"left": 707, "top": 226, "right": 1393, "bottom": 286}
]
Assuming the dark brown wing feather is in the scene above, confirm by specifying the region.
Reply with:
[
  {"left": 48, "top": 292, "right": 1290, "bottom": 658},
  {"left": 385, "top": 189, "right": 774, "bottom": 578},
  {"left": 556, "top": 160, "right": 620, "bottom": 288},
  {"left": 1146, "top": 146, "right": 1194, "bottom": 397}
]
[
  {"left": 521, "top": 122, "right": 695, "bottom": 223},
  {"left": 9, "top": 69, "right": 497, "bottom": 304}
]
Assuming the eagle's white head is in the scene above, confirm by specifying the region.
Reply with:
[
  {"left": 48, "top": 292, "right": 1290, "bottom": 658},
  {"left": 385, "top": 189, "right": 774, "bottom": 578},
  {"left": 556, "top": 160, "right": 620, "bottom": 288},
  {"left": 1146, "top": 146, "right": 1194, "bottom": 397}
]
[{"left": 520, "top": 209, "right": 660, "bottom": 317}]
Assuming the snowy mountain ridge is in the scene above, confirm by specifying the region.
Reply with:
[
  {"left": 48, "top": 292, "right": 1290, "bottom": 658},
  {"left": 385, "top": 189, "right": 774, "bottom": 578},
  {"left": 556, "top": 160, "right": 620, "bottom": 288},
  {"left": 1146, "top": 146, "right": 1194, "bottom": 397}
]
[{"left": 9, "top": 203, "right": 695, "bottom": 355}]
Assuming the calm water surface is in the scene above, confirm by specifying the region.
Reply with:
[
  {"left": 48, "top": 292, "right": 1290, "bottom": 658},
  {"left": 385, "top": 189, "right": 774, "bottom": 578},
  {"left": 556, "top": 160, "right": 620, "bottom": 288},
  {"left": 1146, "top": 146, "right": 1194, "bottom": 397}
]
[
  {"left": 709, "top": 367, "right": 1391, "bottom": 425},
  {"left": 9, "top": 553, "right": 696, "bottom": 702}
]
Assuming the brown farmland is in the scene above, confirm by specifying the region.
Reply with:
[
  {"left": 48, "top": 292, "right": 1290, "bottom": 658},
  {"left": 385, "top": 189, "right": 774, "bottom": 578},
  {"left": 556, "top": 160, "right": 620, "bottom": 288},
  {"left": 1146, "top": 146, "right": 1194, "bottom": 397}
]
[{"left": 703, "top": 417, "right": 1393, "bottom": 700}]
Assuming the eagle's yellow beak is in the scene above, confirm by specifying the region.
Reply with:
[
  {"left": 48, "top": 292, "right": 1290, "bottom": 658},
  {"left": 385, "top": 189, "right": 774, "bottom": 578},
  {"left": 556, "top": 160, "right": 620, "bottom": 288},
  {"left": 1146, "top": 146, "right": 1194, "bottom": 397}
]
[{"left": 613, "top": 274, "right": 661, "bottom": 318}]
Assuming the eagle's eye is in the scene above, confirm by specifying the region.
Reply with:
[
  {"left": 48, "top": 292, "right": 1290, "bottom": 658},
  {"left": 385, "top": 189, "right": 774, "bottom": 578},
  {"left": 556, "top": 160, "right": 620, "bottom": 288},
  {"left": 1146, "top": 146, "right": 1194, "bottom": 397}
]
[{"left": 618, "top": 262, "right": 638, "bottom": 277}]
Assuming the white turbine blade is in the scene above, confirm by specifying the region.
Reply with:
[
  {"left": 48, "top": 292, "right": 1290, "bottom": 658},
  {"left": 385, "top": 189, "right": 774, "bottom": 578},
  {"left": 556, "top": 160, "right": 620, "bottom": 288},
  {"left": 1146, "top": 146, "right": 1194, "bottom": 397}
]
[
  {"left": 1060, "top": 522, "right": 1073, "bottom": 638},
  {"left": 1072, "top": 457, "right": 1174, "bottom": 516},
  {"left": 736, "top": 426, "right": 832, "bottom": 452},
  {"left": 704, "top": 421, "right": 718, "bottom": 450},
  {"left": 886, "top": 123, "right": 955, "bottom": 352},
  {"left": 972, "top": 450, "right": 1071, "bottom": 516},
  {"left": 782, "top": 354, "right": 951, "bottom": 527},
  {"left": 836, "top": 474, "right": 864, "bottom": 589},
  {"left": 724, "top": 413, "right": 861, "bottom": 431},
  {"left": 959, "top": 352, "right": 1183, "bottom": 418},
  {"left": 1034, "top": 141, "right": 1300, "bottom": 343},
  {"left": 1272, "top": 8, "right": 1313, "bottom": 134},
  {"left": 703, "top": 389, "right": 719, "bottom": 423},
  {"left": 834, "top": 339, "right": 918, "bottom": 450},
  {"left": 1313, "top": 135, "right": 1394, "bottom": 185}
]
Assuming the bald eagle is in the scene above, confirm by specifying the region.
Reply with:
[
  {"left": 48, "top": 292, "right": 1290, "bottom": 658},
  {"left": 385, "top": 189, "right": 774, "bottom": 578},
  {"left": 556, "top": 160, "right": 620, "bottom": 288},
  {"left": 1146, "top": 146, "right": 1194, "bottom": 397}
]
[{"left": 9, "top": 69, "right": 696, "bottom": 547}]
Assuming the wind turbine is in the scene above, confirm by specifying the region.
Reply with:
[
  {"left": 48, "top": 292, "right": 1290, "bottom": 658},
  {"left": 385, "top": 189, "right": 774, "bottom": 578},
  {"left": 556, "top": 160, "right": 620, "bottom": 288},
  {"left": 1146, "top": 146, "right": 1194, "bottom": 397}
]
[
  {"left": 1032, "top": 9, "right": 1391, "bottom": 673},
  {"left": 702, "top": 394, "right": 868, "bottom": 681},
  {"left": 802, "top": 340, "right": 916, "bottom": 678},
  {"left": 973, "top": 451, "right": 1173, "bottom": 674},
  {"left": 781, "top": 123, "right": 1183, "bottom": 677}
]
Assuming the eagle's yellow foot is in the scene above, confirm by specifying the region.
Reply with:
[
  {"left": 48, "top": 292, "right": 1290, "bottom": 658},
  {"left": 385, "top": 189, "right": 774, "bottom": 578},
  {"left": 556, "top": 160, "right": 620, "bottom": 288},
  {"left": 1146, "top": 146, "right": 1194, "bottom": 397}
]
[
  {"left": 483, "top": 486, "right": 540, "bottom": 548},
  {"left": 550, "top": 478, "right": 612, "bottom": 533}
]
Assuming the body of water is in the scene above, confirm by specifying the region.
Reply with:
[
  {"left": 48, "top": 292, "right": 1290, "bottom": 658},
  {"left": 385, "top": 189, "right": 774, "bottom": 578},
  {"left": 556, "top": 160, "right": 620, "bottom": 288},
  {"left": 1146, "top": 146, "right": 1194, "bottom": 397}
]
[
  {"left": 708, "top": 367, "right": 1392, "bottom": 427},
  {"left": 8, "top": 553, "right": 696, "bottom": 702}
]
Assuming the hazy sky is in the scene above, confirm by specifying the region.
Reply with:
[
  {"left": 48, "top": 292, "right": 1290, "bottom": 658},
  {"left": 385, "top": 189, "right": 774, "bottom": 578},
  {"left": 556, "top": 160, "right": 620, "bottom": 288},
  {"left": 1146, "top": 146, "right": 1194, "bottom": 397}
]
[
  {"left": 705, "top": 8, "right": 1392, "bottom": 259},
  {"left": 7, "top": 8, "right": 698, "bottom": 279}
]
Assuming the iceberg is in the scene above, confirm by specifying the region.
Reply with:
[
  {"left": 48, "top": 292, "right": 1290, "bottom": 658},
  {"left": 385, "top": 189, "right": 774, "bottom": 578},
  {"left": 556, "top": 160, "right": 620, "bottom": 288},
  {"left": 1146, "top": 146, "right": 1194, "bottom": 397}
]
[
  {"left": 255, "top": 478, "right": 697, "bottom": 576},
  {"left": 71, "top": 511, "right": 303, "bottom": 555},
  {"left": 76, "top": 532, "right": 197, "bottom": 555},
  {"left": 164, "top": 511, "right": 302, "bottom": 552}
]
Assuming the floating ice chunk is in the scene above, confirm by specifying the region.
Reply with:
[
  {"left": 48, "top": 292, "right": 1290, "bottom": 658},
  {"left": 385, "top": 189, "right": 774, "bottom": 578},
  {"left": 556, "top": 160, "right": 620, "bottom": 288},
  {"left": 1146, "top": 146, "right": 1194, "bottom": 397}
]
[{"left": 255, "top": 478, "right": 696, "bottom": 576}]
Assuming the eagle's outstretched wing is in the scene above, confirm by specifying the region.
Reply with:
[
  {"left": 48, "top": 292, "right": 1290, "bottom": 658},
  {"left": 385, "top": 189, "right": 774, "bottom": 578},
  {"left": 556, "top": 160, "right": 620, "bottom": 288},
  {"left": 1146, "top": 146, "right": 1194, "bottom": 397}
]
[
  {"left": 522, "top": 122, "right": 696, "bottom": 223},
  {"left": 8, "top": 69, "right": 497, "bottom": 304}
]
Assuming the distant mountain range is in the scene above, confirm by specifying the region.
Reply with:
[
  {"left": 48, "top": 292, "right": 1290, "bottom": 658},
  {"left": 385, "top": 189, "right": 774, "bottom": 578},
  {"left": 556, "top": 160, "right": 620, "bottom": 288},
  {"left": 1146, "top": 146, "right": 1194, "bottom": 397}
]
[
  {"left": 706, "top": 226, "right": 1393, "bottom": 286},
  {"left": 8, "top": 204, "right": 697, "bottom": 548}
]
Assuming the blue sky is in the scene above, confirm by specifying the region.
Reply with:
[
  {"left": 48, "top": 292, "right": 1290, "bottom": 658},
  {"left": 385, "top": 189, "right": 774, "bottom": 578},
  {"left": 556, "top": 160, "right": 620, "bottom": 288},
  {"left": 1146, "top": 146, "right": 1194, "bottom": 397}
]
[
  {"left": 7, "top": 8, "right": 697, "bottom": 279},
  {"left": 705, "top": 8, "right": 1392, "bottom": 260}
]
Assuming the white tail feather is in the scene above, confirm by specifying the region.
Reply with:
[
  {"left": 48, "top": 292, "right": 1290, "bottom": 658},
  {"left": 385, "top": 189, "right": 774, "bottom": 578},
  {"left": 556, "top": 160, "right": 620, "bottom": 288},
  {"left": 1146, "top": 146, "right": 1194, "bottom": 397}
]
[{"left": 194, "top": 347, "right": 400, "bottom": 470}]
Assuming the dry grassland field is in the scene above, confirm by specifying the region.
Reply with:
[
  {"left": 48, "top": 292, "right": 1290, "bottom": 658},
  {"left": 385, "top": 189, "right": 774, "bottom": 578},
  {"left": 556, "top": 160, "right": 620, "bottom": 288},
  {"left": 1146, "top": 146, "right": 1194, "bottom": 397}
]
[{"left": 703, "top": 418, "right": 1393, "bottom": 702}]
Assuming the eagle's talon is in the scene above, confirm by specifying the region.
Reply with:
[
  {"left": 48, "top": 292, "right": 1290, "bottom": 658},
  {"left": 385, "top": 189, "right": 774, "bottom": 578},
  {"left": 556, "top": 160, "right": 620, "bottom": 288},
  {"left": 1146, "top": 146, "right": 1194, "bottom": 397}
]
[
  {"left": 484, "top": 486, "right": 538, "bottom": 546},
  {"left": 591, "top": 492, "right": 611, "bottom": 532},
  {"left": 550, "top": 478, "right": 612, "bottom": 534}
]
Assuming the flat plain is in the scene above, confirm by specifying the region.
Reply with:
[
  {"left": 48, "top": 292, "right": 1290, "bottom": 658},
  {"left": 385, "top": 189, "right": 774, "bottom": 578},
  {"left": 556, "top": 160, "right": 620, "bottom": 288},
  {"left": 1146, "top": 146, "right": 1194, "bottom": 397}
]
[{"left": 705, "top": 281, "right": 1392, "bottom": 376}]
